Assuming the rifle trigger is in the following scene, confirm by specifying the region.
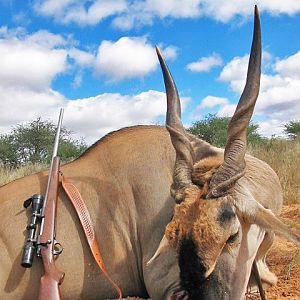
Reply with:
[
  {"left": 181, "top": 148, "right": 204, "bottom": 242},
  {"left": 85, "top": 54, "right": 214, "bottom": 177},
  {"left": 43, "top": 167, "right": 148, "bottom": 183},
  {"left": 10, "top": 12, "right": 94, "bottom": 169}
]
[{"left": 53, "top": 240, "right": 63, "bottom": 256}]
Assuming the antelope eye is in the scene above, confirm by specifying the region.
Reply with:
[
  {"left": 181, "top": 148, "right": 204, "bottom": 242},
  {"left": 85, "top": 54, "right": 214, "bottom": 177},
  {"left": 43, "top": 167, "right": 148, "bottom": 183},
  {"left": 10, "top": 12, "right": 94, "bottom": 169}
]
[{"left": 227, "top": 230, "right": 239, "bottom": 244}]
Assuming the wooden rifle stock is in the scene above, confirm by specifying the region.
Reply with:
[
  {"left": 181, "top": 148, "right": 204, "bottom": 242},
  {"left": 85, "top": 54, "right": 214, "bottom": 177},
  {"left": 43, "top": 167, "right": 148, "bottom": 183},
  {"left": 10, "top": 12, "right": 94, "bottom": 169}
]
[{"left": 38, "top": 156, "right": 65, "bottom": 300}]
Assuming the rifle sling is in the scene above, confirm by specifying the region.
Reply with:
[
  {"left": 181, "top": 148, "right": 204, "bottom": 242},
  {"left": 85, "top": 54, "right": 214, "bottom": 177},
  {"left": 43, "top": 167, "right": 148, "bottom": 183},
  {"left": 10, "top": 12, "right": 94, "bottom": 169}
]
[{"left": 61, "top": 174, "right": 122, "bottom": 300}]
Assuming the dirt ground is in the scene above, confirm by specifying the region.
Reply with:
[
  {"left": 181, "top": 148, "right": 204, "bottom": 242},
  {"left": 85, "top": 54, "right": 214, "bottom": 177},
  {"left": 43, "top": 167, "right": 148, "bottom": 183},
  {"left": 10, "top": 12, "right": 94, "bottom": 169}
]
[{"left": 264, "top": 204, "right": 300, "bottom": 300}]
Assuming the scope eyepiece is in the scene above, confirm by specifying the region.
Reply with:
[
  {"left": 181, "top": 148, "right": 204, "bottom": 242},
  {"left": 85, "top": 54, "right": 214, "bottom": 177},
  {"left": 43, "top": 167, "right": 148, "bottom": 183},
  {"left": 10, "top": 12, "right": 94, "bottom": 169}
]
[
  {"left": 23, "top": 194, "right": 44, "bottom": 210},
  {"left": 31, "top": 194, "right": 44, "bottom": 212}
]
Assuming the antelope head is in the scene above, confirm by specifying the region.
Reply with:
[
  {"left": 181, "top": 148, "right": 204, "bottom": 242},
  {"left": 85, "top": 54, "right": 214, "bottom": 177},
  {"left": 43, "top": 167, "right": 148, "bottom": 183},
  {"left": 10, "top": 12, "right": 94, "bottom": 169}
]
[{"left": 149, "top": 6, "right": 300, "bottom": 300}]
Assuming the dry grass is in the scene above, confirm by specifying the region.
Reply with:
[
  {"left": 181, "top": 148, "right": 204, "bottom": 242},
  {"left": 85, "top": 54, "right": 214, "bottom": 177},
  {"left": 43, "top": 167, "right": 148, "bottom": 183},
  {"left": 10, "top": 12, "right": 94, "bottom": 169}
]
[
  {"left": 248, "top": 139, "right": 300, "bottom": 204},
  {"left": 0, "top": 163, "right": 47, "bottom": 187}
]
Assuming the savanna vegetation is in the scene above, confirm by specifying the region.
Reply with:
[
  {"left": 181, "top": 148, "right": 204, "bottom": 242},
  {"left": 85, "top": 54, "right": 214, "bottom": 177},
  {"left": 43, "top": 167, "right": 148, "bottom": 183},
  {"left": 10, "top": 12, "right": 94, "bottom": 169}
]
[
  {"left": 188, "top": 113, "right": 263, "bottom": 147},
  {"left": 1, "top": 116, "right": 299, "bottom": 204},
  {"left": 248, "top": 139, "right": 300, "bottom": 204},
  {"left": 0, "top": 117, "right": 87, "bottom": 186},
  {"left": 0, "top": 117, "right": 87, "bottom": 167}
]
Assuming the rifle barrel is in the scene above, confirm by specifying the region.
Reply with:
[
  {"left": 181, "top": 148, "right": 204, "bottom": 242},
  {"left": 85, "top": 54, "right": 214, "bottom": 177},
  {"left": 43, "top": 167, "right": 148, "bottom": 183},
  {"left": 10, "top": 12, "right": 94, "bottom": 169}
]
[
  {"left": 40, "top": 108, "right": 64, "bottom": 221},
  {"left": 52, "top": 108, "right": 64, "bottom": 159}
]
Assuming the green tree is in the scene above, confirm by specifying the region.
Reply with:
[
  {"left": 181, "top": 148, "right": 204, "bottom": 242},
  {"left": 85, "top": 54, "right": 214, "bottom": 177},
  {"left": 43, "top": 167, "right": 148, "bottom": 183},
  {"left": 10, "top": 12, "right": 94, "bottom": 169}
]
[
  {"left": 283, "top": 120, "right": 300, "bottom": 140},
  {"left": 0, "top": 135, "right": 18, "bottom": 167},
  {"left": 0, "top": 118, "right": 87, "bottom": 167},
  {"left": 188, "top": 113, "right": 263, "bottom": 147}
]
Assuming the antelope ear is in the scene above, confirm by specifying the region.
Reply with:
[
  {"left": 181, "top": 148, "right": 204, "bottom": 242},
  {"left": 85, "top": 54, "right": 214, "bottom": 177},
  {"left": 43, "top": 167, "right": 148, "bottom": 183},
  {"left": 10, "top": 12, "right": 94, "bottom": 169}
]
[
  {"left": 234, "top": 198, "right": 300, "bottom": 246},
  {"left": 254, "top": 205, "right": 300, "bottom": 246},
  {"left": 147, "top": 235, "right": 170, "bottom": 266}
]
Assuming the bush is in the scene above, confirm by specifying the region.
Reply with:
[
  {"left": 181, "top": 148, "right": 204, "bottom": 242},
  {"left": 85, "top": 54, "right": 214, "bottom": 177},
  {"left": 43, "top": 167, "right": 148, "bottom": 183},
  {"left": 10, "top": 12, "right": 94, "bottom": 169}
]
[
  {"left": 283, "top": 120, "right": 300, "bottom": 140},
  {"left": 188, "top": 114, "right": 264, "bottom": 147},
  {"left": 0, "top": 117, "right": 87, "bottom": 168}
]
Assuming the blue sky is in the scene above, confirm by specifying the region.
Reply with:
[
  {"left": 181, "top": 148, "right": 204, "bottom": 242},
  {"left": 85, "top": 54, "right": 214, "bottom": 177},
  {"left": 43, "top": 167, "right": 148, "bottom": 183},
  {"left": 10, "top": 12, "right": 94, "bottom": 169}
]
[{"left": 0, "top": 0, "right": 300, "bottom": 143}]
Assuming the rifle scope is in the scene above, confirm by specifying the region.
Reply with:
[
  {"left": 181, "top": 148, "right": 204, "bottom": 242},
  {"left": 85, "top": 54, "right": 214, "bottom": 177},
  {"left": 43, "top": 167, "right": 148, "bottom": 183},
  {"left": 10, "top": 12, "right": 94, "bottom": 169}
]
[{"left": 21, "top": 194, "right": 44, "bottom": 268}]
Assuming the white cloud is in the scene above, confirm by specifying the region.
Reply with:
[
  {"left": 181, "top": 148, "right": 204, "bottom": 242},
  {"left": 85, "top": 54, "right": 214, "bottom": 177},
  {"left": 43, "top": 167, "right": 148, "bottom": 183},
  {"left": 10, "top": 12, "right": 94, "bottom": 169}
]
[
  {"left": 217, "top": 104, "right": 236, "bottom": 118},
  {"left": 0, "top": 26, "right": 26, "bottom": 39},
  {"left": 94, "top": 37, "right": 177, "bottom": 82},
  {"left": 64, "top": 92, "right": 191, "bottom": 143},
  {"left": 64, "top": 90, "right": 167, "bottom": 142},
  {"left": 71, "top": 72, "right": 83, "bottom": 89},
  {"left": 190, "top": 95, "right": 229, "bottom": 120},
  {"left": 199, "top": 96, "right": 228, "bottom": 109},
  {"left": 191, "top": 0, "right": 300, "bottom": 23},
  {"left": 33, "top": 0, "right": 300, "bottom": 28},
  {"left": 0, "top": 37, "right": 68, "bottom": 91},
  {"left": 219, "top": 55, "right": 248, "bottom": 93},
  {"left": 64, "top": 1, "right": 127, "bottom": 26},
  {"left": 216, "top": 50, "right": 300, "bottom": 137},
  {"left": 112, "top": 14, "right": 136, "bottom": 31},
  {"left": 0, "top": 85, "right": 65, "bottom": 130},
  {"left": 34, "top": 0, "right": 74, "bottom": 15},
  {"left": 161, "top": 45, "right": 178, "bottom": 61},
  {"left": 26, "top": 30, "right": 67, "bottom": 48},
  {"left": 0, "top": 28, "right": 180, "bottom": 144},
  {"left": 34, "top": 0, "right": 127, "bottom": 26},
  {"left": 256, "top": 119, "right": 285, "bottom": 138},
  {"left": 197, "top": 0, "right": 254, "bottom": 23},
  {"left": 0, "top": 27, "right": 100, "bottom": 92},
  {"left": 258, "top": 79, "right": 300, "bottom": 115},
  {"left": 112, "top": 0, "right": 202, "bottom": 30},
  {"left": 187, "top": 53, "right": 223, "bottom": 72},
  {"left": 259, "top": 0, "right": 300, "bottom": 16},
  {"left": 68, "top": 48, "right": 95, "bottom": 67},
  {"left": 219, "top": 51, "right": 276, "bottom": 93},
  {"left": 95, "top": 36, "right": 157, "bottom": 82},
  {"left": 0, "top": 86, "right": 169, "bottom": 144},
  {"left": 274, "top": 51, "right": 300, "bottom": 78},
  {"left": 0, "top": 29, "right": 172, "bottom": 143},
  {"left": 114, "top": 0, "right": 300, "bottom": 30},
  {"left": 144, "top": 0, "right": 201, "bottom": 18},
  {"left": 0, "top": 28, "right": 69, "bottom": 133}
]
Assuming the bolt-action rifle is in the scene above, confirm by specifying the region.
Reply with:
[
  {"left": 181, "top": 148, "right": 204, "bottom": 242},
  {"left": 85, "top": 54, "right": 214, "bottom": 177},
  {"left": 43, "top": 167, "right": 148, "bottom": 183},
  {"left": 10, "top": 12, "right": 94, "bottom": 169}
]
[{"left": 21, "top": 109, "right": 65, "bottom": 300}]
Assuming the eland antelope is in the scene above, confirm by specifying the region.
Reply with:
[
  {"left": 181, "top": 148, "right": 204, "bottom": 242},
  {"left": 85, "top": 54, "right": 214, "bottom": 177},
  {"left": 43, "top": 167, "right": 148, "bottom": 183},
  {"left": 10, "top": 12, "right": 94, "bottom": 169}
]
[{"left": 0, "top": 6, "right": 299, "bottom": 300}]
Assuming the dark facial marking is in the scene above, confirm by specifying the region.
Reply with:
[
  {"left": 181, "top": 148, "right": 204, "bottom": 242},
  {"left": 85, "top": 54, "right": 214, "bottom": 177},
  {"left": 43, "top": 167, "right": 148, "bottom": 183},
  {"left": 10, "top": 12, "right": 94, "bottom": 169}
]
[
  {"left": 178, "top": 237, "right": 231, "bottom": 300},
  {"left": 178, "top": 238, "right": 206, "bottom": 299},
  {"left": 217, "top": 203, "right": 235, "bottom": 225}
]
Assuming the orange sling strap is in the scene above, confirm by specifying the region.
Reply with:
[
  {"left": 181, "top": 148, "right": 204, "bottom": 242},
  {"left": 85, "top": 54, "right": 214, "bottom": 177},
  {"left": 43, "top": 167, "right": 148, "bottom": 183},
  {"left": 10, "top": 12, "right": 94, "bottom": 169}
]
[{"left": 61, "top": 174, "right": 122, "bottom": 300}]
